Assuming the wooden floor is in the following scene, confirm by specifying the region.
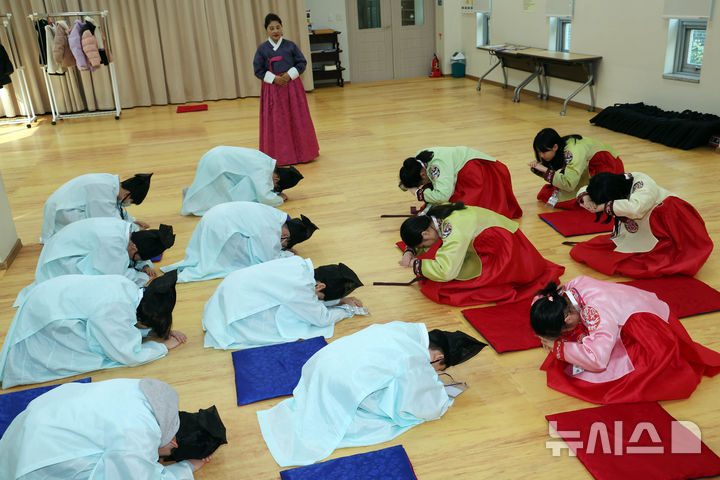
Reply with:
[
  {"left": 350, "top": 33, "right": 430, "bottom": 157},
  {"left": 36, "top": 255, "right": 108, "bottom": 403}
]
[{"left": 1, "top": 77, "right": 719, "bottom": 479}]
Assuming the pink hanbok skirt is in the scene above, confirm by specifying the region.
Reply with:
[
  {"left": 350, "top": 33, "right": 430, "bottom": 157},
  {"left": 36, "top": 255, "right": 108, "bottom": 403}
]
[{"left": 259, "top": 78, "right": 319, "bottom": 165}]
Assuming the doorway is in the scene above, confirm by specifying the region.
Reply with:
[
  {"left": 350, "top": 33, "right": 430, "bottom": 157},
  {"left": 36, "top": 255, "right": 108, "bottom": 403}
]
[{"left": 346, "top": 0, "right": 436, "bottom": 83}]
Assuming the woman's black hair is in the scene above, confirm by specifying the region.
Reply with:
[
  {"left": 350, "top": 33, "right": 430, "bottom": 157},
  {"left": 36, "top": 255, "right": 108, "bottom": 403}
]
[
  {"left": 425, "top": 201, "right": 466, "bottom": 219},
  {"left": 586, "top": 172, "right": 633, "bottom": 224},
  {"left": 265, "top": 13, "right": 282, "bottom": 29},
  {"left": 400, "top": 215, "right": 431, "bottom": 248},
  {"left": 533, "top": 128, "right": 583, "bottom": 171},
  {"left": 399, "top": 150, "right": 434, "bottom": 188},
  {"left": 529, "top": 282, "right": 569, "bottom": 338},
  {"left": 400, "top": 202, "right": 466, "bottom": 248}
]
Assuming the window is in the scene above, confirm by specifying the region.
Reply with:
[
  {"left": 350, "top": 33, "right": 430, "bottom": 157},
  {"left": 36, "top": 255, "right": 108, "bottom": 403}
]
[
  {"left": 401, "top": 0, "right": 424, "bottom": 26},
  {"left": 676, "top": 20, "right": 705, "bottom": 74},
  {"left": 557, "top": 18, "right": 571, "bottom": 52},
  {"left": 357, "top": 0, "right": 381, "bottom": 30},
  {"left": 664, "top": 19, "right": 706, "bottom": 82},
  {"left": 476, "top": 12, "right": 490, "bottom": 47},
  {"left": 548, "top": 17, "right": 571, "bottom": 52}
]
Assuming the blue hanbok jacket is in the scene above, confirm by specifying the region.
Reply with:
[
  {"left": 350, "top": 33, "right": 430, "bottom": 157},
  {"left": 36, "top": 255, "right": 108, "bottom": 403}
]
[
  {"left": 181, "top": 146, "right": 283, "bottom": 216},
  {"left": 257, "top": 321, "right": 453, "bottom": 466},
  {"left": 203, "top": 256, "right": 353, "bottom": 350},
  {"left": 0, "top": 275, "right": 167, "bottom": 389},
  {"left": 0, "top": 379, "right": 194, "bottom": 479},
  {"left": 162, "top": 201, "right": 292, "bottom": 283}
]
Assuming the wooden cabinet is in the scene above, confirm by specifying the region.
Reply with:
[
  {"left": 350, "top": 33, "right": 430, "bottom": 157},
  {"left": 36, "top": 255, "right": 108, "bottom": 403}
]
[{"left": 309, "top": 31, "right": 344, "bottom": 87}]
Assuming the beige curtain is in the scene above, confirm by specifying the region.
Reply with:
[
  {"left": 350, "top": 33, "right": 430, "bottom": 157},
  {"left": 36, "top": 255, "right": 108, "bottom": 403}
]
[{"left": 0, "top": 0, "right": 312, "bottom": 117}]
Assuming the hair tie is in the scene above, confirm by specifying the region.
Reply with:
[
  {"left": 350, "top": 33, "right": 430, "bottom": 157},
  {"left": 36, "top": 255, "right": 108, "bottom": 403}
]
[
  {"left": 546, "top": 294, "right": 554, "bottom": 302},
  {"left": 416, "top": 158, "right": 425, "bottom": 169},
  {"left": 623, "top": 173, "right": 631, "bottom": 180}
]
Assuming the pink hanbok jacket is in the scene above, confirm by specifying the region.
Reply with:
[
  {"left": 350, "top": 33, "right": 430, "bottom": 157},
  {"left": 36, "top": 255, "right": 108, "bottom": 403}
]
[{"left": 550, "top": 276, "right": 669, "bottom": 383}]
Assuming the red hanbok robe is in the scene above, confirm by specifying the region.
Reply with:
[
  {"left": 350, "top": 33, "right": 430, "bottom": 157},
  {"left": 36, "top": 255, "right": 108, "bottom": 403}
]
[
  {"left": 410, "top": 206, "right": 565, "bottom": 307},
  {"left": 413, "top": 146, "right": 522, "bottom": 218},
  {"left": 537, "top": 137, "right": 624, "bottom": 209},
  {"left": 540, "top": 276, "right": 720, "bottom": 404},
  {"left": 570, "top": 172, "right": 713, "bottom": 278}
]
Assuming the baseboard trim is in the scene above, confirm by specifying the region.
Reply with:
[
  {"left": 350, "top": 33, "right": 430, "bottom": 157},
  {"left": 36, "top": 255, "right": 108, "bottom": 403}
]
[
  {"left": 465, "top": 75, "right": 602, "bottom": 113},
  {"left": 0, "top": 238, "right": 22, "bottom": 270}
]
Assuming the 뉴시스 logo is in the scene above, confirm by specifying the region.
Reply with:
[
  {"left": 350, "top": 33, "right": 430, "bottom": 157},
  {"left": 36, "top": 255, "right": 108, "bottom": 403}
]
[{"left": 546, "top": 419, "right": 702, "bottom": 456}]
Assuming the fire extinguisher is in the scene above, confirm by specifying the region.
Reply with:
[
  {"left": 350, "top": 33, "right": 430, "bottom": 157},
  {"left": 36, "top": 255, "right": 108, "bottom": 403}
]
[{"left": 429, "top": 54, "right": 442, "bottom": 78}]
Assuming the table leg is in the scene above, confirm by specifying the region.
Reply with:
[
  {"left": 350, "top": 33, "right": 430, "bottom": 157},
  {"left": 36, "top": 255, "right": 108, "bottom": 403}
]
[
  {"left": 536, "top": 65, "right": 545, "bottom": 99},
  {"left": 560, "top": 74, "right": 593, "bottom": 115},
  {"left": 477, "top": 56, "right": 501, "bottom": 91},
  {"left": 512, "top": 66, "right": 541, "bottom": 102}
]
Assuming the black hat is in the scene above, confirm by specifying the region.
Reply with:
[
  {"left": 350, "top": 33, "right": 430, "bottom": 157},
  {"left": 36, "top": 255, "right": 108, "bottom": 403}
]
[
  {"left": 137, "top": 270, "right": 177, "bottom": 338},
  {"left": 120, "top": 173, "right": 153, "bottom": 205},
  {"left": 314, "top": 263, "right": 363, "bottom": 301},
  {"left": 131, "top": 224, "right": 175, "bottom": 260},
  {"left": 284, "top": 215, "right": 318, "bottom": 249},
  {"left": 428, "top": 330, "right": 486, "bottom": 367},
  {"left": 274, "top": 166, "right": 304, "bottom": 192},
  {"left": 166, "top": 405, "right": 228, "bottom": 461}
]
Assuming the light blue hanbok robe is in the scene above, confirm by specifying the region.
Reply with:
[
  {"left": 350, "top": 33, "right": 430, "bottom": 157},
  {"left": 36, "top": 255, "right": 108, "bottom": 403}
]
[
  {"left": 0, "top": 379, "right": 194, "bottom": 479},
  {"left": 0, "top": 275, "right": 167, "bottom": 389},
  {"left": 257, "top": 321, "right": 453, "bottom": 467},
  {"left": 203, "top": 257, "right": 353, "bottom": 350},
  {"left": 181, "top": 146, "right": 283, "bottom": 216},
  {"left": 162, "top": 201, "right": 292, "bottom": 283},
  {"left": 40, "top": 173, "right": 136, "bottom": 244},
  {"left": 14, "top": 217, "right": 152, "bottom": 307}
]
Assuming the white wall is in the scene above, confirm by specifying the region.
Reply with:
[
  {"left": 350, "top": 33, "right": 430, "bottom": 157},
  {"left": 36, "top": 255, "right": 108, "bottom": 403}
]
[
  {"left": 439, "top": 0, "right": 720, "bottom": 114},
  {"left": 305, "top": 0, "right": 352, "bottom": 80},
  {"left": 0, "top": 172, "right": 19, "bottom": 265}
]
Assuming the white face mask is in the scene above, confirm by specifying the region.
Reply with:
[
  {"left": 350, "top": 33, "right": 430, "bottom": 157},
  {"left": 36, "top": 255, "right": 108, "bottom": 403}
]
[{"left": 119, "top": 192, "right": 132, "bottom": 208}]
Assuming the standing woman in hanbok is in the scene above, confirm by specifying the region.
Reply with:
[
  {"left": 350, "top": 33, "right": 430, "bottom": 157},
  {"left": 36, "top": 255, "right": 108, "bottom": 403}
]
[
  {"left": 398, "top": 146, "right": 523, "bottom": 218},
  {"left": 398, "top": 202, "right": 565, "bottom": 306},
  {"left": 528, "top": 128, "right": 624, "bottom": 209},
  {"left": 253, "top": 13, "right": 319, "bottom": 165},
  {"left": 571, "top": 172, "right": 713, "bottom": 278},
  {"left": 530, "top": 276, "right": 720, "bottom": 404}
]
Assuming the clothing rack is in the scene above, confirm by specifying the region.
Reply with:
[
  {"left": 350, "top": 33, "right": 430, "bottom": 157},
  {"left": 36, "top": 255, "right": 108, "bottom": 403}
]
[
  {"left": 0, "top": 13, "right": 36, "bottom": 128},
  {"left": 28, "top": 10, "right": 121, "bottom": 125}
]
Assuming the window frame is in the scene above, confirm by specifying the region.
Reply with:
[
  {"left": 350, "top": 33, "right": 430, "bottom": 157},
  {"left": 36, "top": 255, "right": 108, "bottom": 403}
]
[
  {"left": 556, "top": 18, "right": 572, "bottom": 52},
  {"left": 476, "top": 12, "right": 490, "bottom": 47},
  {"left": 675, "top": 20, "right": 706, "bottom": 75}
]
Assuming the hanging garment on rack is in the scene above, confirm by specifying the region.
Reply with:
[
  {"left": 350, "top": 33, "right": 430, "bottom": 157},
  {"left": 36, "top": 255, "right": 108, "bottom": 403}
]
[
  {"left": 85, "top": 17, "right": 110, "bottom": 65},
  {"left": 34, "top": 19, "right": 48, "bottom": 65},
  {"left": 0, "top": 44, "right": 13, "bottom": 87},
  {"left": 52, "top": 21, "right": 75, "bottom": 68},
  {"left": 68, "top": 20, "right": 90, "bottom": 70},
  {"left": 45, "top": 24, "right": 64, "bottom": 74},
  {"left": 81, "top": 28, "right": 101, "bottom": 68}
]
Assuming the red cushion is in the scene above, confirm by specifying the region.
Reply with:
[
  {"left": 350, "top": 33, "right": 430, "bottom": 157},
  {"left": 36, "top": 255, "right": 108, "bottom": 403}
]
[
  {"left": 462, "top": 300, "right": 538, "bottom": 353},
  {"left": 538, "top": 209, "right": 613, "bottom": 237},
  {"left": 546, "top": 402, "right": 720, "bottom": 480},
  {"left": 622, "top": 276, "right": 720, "bottom": 318},
  {"left": 176, "top": 104, "right": 208, "bottom": 113}
]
